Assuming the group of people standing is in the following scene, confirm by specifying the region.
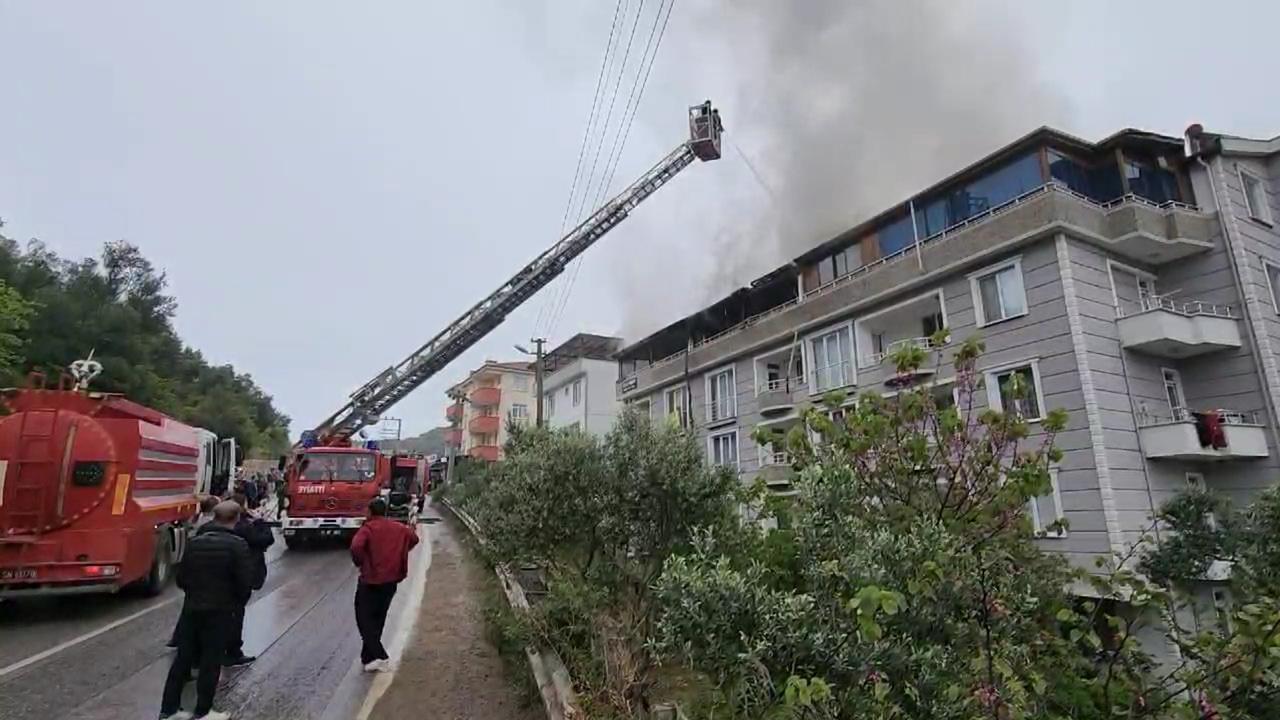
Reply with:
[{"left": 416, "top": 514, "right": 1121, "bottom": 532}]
[
  {"left": 158, "top": 492, "right": 272, "bottom": 720},
  {"left": 157, "top": 490, "right": 419, "bottom": 720}
]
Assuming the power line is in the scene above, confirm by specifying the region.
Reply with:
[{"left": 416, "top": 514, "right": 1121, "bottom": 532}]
[
  {"left": 534, "top": 0, "right": 627, "bottom": 337},
  {"left": 548, "top": 0, "right": 675, "bottom": 340}
]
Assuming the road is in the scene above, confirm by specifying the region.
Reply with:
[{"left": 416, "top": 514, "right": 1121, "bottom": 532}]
[{"left": 0, "top": 519, "right": 434, "bottom": 720}]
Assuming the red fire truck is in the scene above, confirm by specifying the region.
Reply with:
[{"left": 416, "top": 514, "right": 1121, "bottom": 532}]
[
  {"left": 278, "top": 448, "right": 426, "bottom": 548},
  {"left": 0, "top": 377, "right": 235, "bottom": 599}
]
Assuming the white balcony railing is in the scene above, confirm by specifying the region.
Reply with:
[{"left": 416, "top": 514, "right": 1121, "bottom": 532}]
[
  {"left": 1120, "top": 295, "right": 1234, "bottom": 320},
  {"left": 1137, "top": 406, "right": 1260, "bottom": 428},
  {"left": 760, "top": 375, "right": 806, "bottom": 394},
  {"left": 706, "top": 399, "right": 736, "bottom": 423},
  {"left": 761, "top": 450, "right": 791, "bottom": 466},
  {"left": 862, "top": 336, "right": 948, "bottom": 367}
]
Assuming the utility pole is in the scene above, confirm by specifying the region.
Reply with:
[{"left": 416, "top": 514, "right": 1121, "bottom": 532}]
[{"left": 532, "top": 337, "right": 547, "bottom": 428}]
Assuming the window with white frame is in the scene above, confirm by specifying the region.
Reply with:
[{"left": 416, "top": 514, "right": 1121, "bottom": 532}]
[
  {"left": 630, "top": 397, "right": 651, "bottom": 419},
  {"left": 572, "top": 379, "right": 582, "bottom": 407},
  {"left": 706, "top": 367, "right": 736, "bottom": 422},
  {"left": 986, "top": 361, "right": 1045, "bottom": 421},
  {"left": 809, "top": 326, "right": 854, "bottom": 393},
  {"left": 970, "top": 259, "right": 1028, "bottom": 326},
  {"left": 1241, "top": 169, "right": 1273, "bottom": 225},
  {"left": 664, "top": 385, "right": 691, "bottom": 428},
  {"left": 1028, "top": 468, "right": 1065, "bottom": 538},
  {"left": 545, "top": 392, "right": 555, "bottom": 417},
  {"left": 509, "top": 403, "right": 529, "bottom": 421},
  {"left": 1265, "top": 261, "right": 1280, "bottom": 314},
  {"left": 512, "top": 374, "right": 530, "bottom": 392},
  {"left": 1162, "top": 368, "right": 1185, "bottom": 417},
  {"left": 1185, "top": 472, "right": 1218, "bottom": 529},
  {"left": 708, "top": 430, "right": 739, "bottom": 468}
]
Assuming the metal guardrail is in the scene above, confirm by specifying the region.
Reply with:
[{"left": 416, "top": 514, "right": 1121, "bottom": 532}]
[
  {"left": 862, "top": 336, "right": 946, "bottom": 367},
  {"left": 761, "top": 375, "right": 805, "bottom": 393}
]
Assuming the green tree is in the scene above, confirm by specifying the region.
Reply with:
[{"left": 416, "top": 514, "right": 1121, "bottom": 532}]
[{"left": 0, "top": 278, "right": 34, "bottom": 382}]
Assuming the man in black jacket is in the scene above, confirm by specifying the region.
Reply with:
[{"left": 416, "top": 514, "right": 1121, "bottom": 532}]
[
  {"left": 224, "top": 493, "right": 274, "bottom": 666},
  {"left": 159, "top": 501, "right": 252, "bottom": 720}
]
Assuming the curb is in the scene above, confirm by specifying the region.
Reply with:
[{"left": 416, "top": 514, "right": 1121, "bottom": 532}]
[{"left": 441, "top": 498, "right": 583, "bottom": 720}]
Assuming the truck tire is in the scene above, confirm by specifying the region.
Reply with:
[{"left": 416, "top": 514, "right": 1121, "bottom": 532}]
[
  {"left": 140, "top": 530, "right": 174, "bottom": 597},
  {"left": 284, "top": 532, "right": 306, "bottom": 551}
]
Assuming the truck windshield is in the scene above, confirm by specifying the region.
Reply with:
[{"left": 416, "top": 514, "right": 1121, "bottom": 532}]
[{"left": 300, "top": 453, "right": 377, "bottom": 483}]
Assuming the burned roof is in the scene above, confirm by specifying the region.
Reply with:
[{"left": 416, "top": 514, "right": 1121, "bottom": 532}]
[{"left": 543, "top": 333, "right": 624, "bottom": 374}]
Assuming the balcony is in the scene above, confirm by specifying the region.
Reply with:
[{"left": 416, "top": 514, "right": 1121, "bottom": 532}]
[
  {"left": 470, "top": 386, "right": 501, "bottom": 407},
  {"left": 757, "top": 376, "right": 805, "bottom": 415},
  {"left": 469, "top": 415, "right": 501, "bottom": 434},
  {"left": 1138, "top": 408, "right": 1268, "bottom": 461},
  {"left": 757, "top": 452, "right": 795, "bottom": 488},
  {"left": 469, "top": 445, "right": 500, "bottom": 462},
  {"left": 445, "top": 403, "right": 462, "bottom": 422},
  {"left": 1117, "top": 298, "right": 1242, "bottom": 358}
]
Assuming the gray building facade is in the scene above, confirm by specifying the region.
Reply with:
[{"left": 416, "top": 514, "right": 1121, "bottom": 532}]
[{"left": 616, "top": 125, "right": 1280, "bottom": 576}]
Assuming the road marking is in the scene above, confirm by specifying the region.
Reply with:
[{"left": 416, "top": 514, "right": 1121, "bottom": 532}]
[
  {"left": 0, "top": 595, "right": 181, "bottom": 679},
  {"left": 354, "top": 522, "right": 434, "bottom": 720}
]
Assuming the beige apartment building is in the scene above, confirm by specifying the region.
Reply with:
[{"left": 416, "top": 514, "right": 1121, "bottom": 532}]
[{"left": 444, "top": 360, "right": 535, "bottom": 461}]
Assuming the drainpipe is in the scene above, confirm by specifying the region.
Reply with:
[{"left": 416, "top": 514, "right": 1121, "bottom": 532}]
[{"left": 1196, "top": 155, "right": 1280, "bottom": 452}]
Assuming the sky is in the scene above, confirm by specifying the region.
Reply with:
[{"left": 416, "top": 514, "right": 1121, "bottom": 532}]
[{"left": 1, "top": 1, "right": 1277, "bottom": 438}]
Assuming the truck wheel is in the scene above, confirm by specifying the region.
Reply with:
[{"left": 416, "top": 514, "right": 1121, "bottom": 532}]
[
  {"left": 284, "top": 533, "right": 306, "bottom": 551},
  {"left": 141, "top": 531, "right": 174, "bottom": 597}
]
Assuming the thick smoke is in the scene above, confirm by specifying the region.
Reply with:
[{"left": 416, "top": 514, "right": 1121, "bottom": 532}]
[{"left": 616, "top": 0, "right": 1071, "bottom": 340}]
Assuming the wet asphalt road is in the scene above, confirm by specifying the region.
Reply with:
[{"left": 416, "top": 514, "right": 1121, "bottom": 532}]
[{"left": 0, "top": 523, "right": 433, "bottom": 720}]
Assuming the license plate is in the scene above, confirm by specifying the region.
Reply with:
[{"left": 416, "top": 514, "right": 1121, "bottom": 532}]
[{"left": 0, "top": 568, "right": 36, "bottom": 581}]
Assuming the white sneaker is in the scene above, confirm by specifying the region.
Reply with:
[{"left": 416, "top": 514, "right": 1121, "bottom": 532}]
[
  {"left": 362, "top": 659, "right": 392, "bottom": 673},
  {"left": 195, "top": 711, "right": 231, "bottom": 720},
  {"left": 161, "top": 713, "right": 193, "bottom": 720}
]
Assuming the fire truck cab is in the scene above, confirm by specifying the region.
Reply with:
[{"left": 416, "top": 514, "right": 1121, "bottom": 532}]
[{"left": 280, "top": 445, "right": 387, "bottom": 549}]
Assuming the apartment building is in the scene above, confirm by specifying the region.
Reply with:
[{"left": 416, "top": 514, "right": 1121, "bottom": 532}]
[
  {"left": 444, "top": 360, "right": 535, "bottom": 461},
  {"left": 616, "top": 124, "right": 1280, "bottom": 581},
  {"left": 541, "top": 333, "right": 624, "bottom": 435}
]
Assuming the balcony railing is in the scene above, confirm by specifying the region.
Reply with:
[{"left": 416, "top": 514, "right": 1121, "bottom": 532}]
[
  {"left": 706, "top": 399, "right": 736, "bottom": 424},
  {"left": 761, "top": 450, "right": 791, "bottom": 466},
  {"left": 862, "top": 336, "right": 947, "bottom": 367},
  {"left": 1120, "top": 295, "right": 1234, "bottom": 320},
  {"left": 1137, "top": 407, "right": 1259, "bottom": 428},
  {"left": 616, "top": 182, "right": 1208, "bottom": 390},
  {"left": 760, "top": 375, "right": 806, "bottom": 393}
]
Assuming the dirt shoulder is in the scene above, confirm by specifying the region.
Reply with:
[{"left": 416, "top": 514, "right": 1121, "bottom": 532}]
[{"left": 369, "top": 513, "right": 543, "bottom": 720}]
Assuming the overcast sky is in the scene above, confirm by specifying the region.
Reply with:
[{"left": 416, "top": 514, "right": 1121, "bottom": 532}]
[{"left": 1, "top": 1, "right": 1277, "bottom": 438}]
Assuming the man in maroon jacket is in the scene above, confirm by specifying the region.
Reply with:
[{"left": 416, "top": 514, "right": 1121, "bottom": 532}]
[{"left": 350, "top": 497, "right": 420, "bottom": 672}]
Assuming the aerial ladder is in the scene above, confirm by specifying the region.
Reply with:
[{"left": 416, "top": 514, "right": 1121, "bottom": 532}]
[{"left": 304, "top": 101, "right": 723, "bottom": 446}]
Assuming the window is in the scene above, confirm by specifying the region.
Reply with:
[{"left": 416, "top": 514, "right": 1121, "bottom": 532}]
[
  {"left": 970, "top": 259, "right": 1027, "bottom": 326},
  {"left": 1162, "top": 368, "right": 1185, "bottom": 416},
  {"left": 818, "top": 258, "right": 834, "bottom": 286},
  {"left": 545, "top": 392, "right": 555, "bottom": 417},
  {"left": 877, "top": 215, "right": 915, "bottom": 257},
  {"left": 1028, "top": 468, "right": 1065, "bottom": 538},
  {"left": 1124, "top": 159, "right": 1180, "bottom": 204},
  {"left": 1212, "top": 588, "right": 1234, "bottom": 633},
  {"left": 708, "top": 430, "right": 739, "bottom": 468},
  {"left": 917, "top": 153, "right": 1044, "bottom": 237},
  {"left": 664, "top": 385, "right": 691, "bottom": 428},
  {"left": 1185, "top": 473, "right": 1218, "bottom": 530},
  {"left": 1265, "top": 261, "right": 1280, "bottom": 314},
  {"left": 809, "top": 326, "right": 854, "bottom": 393},
  {"left": 985, "top": 361, "right": 1045, "bottom": 422},
  {"left": 1240, "top": 169, "right": 1272, "bottom": 225},
  {"left": 572, "top": 379, "right": 582, "bottom": 407},
  {"left": 706, "top": 367, "right": 736, "bottom": 422},
  {"left": 512, "top": 375, "right": 530, "bottom": 392},
  {"left": 509, "top": 404, "right": 529, "bottom": 421}
]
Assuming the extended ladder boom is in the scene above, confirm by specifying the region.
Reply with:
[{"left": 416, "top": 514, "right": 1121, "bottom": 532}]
[{"left": 310, "top": 102, "right": 723, "bottom": 445}]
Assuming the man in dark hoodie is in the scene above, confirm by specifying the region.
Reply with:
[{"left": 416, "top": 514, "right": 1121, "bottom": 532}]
[
  {"left": 159, "top": 500, "right": 251, "bottom": 720},
  {"left": 224, "top": 493, "right": 274, "bottom": 666}
]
